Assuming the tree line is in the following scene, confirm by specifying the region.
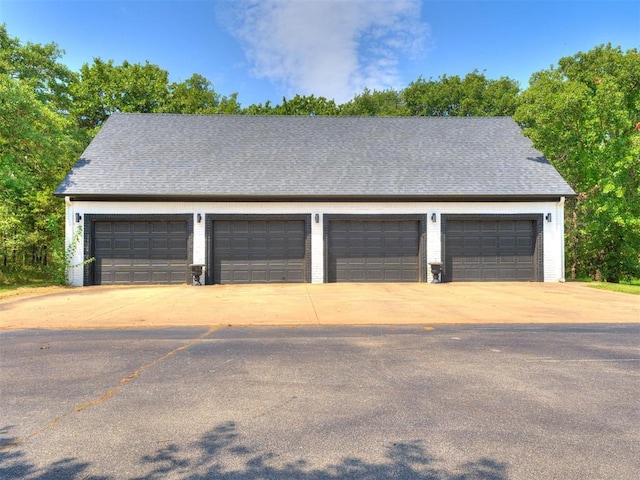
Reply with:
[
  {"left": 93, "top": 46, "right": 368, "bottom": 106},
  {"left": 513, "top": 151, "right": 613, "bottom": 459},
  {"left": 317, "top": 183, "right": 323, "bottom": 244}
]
[{"left": 1, "top": 24, "right": 638, "bottom": 283}]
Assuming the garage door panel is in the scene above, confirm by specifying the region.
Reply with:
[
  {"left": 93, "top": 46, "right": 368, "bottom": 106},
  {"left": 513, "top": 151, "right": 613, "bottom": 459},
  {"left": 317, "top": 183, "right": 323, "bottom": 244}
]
[
  {"left": 251, "top": 237, "right": 268, "bottom": 249},
  {"left": 114, "top": 223, "right": 133, "bottom": 234},
  {"left": 482, "top": 237, "right": 498, "bottom": 248},
  {"left": 216, "top": 238, "right": 232, "bottom": 250},
  {"left": 368, "top": 237, "right": 384, "bottom": 248},
  {"left": 149, "top": 222, "right": 167, "bottom": 234},
  {"left": 464, "top": 238, "right": 481, "bottom": 249},
  {"left": 497, "top": 221, "right": 514, "bottom": 232},
  {"left": 499, "top": 255, "right": 515, "bottom": 264},
  {"left": 168, "top": 222, "right": 187, "bottom": 234},
  {"left": 93, "top": 220, "right": 189, "bottom": 285},
  {"left": 401, "top": 237, "right": 419, "bottom": 248},
  {"left": 232, "top": 221, "right": 250, "bottom": 234},
  {"left": 499, "top": 237, "right": 515, "bottom": 249},
  {"left": 366, "top": 270, "right": 384, "bottom": 281},
  {"left": 331, "top": 237, "right": 348, "bottom": 249},
  {"left": 328, "top": 220, "right": 420, "bottom": 283},
  {"left": 150, "top": 257, "right": 170, "bottom": 267},
  {"left": 250, "top": 222, "right": 267, "bottom": 233},
  {"left": 232, "top": 238, "right": 250, "bottom": 250},
  {"left": 517, "top": 237, "right": 534, "bottom": 249},
  {"left": 465, "top": 221, "right": 482, "bottom": 233},
  {"left": 113, "top": 257, "right": 135, "bottom": 267},
  {"left": 150, "top": 238, "right": 168, "bottom": 250},
  {"left": 382, "top": 256, "right": 401, "bottom": 266},
  {"left": 212, "top": 219, "right": 306, "bottom": 284},
  {"left": 266, "top": 221, "right": 284, "bottom": 233},
  {"left": 348, "top": 236, "right": 366, "bottom": 248},
  {"left": 445, "top": 218, "right": 537, "bottom": 282},
  {"left": 133, "top": 239, "right": 150, "bottom": 250},
  {"left": 95, "top": 223, "right": 113, "bottom": 234},
  {"left": 268, "top": 238, "right": 284, "bottom": 249},
  {"left": 480, "top": 222, "right": 498, "bottom": 233},
  {"left": 114, "top": 239, "right": 131, "bottom": 250},
  {"left": 113, "top": 272, "right": 133, "bottom": 283},
  {"left": 95, "top": 238, "right": 112, "bottom": 250}
]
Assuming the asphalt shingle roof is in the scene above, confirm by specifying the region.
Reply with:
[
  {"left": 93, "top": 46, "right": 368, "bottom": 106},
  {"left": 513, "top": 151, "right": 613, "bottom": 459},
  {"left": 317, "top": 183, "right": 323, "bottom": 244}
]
[{"left": 55, "top": 113, "right": 575, "bottom": 198}]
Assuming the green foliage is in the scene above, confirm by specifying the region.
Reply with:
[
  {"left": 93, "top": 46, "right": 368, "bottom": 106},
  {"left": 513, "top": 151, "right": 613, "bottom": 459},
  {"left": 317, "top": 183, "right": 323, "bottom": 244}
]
[
  {"left": 0, "top": 268, "right": 56, "bottom": 287},
  {"left": 514, "top": 45, "right": 640, "bottom": 282},
  {"left": 165, "top": 73, "right": 241, "bottom": 114},
  {"left": 403, "top": 70, "right": 520, "bottom": 117},
  {"left": 47, "top": 225, "right": 94, "bottom": 285},
  {"left": 0, "top": 27, "right": 87, "bottom": 282},
  {"left": 71, "top": 61, "right": 243, "bottom": 130},
  {"left": 0, "top": 24, "right": 77, "bottom": 111},
  {"left": 341, "top": 88, "right": 409, "bottom": 116},
  {"left": 0, "top": 74, "right": 86, "bottom": 275},
  {"left": 70, "top": 58, "right": 171, "bottom": 130},
  {"left": 243, "top": 94, "right": 341, "bottom": 116}
]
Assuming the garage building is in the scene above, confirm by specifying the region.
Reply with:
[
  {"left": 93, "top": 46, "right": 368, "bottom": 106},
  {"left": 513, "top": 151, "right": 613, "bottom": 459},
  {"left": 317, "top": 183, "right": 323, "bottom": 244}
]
[{"left": 55, "top": 114, "right": 574, "bottom": 285}]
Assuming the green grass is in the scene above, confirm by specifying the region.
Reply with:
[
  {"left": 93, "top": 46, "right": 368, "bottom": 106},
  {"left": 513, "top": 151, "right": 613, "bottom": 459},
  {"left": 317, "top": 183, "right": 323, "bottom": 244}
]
[
  {"left": 586, "top": 281, "right": 640, "bottom": 295},
  {"left": 0, "top": 267, "right": 61, "bottom": 299}
]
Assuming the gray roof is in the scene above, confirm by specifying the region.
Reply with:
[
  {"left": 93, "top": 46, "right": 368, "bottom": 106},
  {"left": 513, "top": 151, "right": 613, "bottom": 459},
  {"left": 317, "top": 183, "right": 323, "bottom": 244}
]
[{"left": 56, "top": 114, "right": 575, "bottom": 199}]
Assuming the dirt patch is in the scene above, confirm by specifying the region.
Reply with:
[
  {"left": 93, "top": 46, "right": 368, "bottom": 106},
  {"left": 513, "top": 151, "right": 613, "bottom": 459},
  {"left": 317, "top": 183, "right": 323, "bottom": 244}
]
[{"left": 0, "top": 285, "right": 71, "bottom": 301}]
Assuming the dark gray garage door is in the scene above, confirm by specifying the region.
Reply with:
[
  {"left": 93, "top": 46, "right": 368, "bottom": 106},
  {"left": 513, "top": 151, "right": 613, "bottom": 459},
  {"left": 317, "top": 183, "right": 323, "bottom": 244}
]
[
  {"left": 93, "top": 220, "right": 189, "bottom": 284},
  {"left": 212, "top": 220, "right": 306, "bottom": 284},
  {"left": 444, "top": 218, "right": 537, "bottom": 281},
  {"left": 328, "top": 220, "right": 420, "bottom": 282}
]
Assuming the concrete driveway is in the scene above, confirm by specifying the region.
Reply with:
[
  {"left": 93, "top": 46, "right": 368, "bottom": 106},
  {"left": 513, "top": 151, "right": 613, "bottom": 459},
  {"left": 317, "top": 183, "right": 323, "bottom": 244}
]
[{"left": 1, "top": 282, "right": 638, "bottom": 330}]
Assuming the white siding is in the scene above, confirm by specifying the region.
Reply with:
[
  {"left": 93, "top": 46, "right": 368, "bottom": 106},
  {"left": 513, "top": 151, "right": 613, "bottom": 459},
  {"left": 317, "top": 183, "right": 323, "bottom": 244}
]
[{"left": 65, "top": 200, "right": 566, "bottom": 286}]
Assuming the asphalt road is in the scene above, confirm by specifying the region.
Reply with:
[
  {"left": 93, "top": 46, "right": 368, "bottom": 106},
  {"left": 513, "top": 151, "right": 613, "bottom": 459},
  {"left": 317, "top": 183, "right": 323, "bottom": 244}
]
[{"left": 1, "top": 324, "right": 638, "bottom": 479}]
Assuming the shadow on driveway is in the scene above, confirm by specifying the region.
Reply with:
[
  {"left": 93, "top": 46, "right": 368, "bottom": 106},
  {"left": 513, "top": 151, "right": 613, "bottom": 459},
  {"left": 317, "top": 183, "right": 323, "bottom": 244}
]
[{"left": 1, "top": 422, "right": 507, "bottom": 479}]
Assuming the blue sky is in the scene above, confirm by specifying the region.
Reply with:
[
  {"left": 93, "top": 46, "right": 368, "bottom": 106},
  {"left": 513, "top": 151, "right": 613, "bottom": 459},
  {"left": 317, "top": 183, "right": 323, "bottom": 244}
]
[{"left": 1, "top": 0, "right": 638, "bottom": 106}]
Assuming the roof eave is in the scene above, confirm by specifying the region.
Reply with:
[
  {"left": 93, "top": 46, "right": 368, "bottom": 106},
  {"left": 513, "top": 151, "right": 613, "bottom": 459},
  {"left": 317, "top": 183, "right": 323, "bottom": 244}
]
[{"left": 57, "top": 193, "right": 576, "bottom": 202}]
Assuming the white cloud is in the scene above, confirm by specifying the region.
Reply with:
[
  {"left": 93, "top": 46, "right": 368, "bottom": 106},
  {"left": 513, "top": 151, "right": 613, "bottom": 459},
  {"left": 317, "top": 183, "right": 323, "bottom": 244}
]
[{"left": 225, "top": 0, "right": 429, "bottom": 103}]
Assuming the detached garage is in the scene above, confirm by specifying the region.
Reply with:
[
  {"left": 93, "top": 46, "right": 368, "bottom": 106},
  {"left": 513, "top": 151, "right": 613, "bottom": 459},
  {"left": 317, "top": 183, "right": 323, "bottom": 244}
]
[{"left": 56, "top": 114, "right": 574, "bottom": 286}]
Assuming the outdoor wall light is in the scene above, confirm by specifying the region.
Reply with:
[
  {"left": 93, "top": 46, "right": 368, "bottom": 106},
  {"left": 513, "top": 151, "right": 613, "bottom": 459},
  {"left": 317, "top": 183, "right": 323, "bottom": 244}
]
[
  {"left": 197, "top": 213, "right": 202, "bottom": 223},
  {"left": 431, "top": 213, "right": 437, "bottom": 222},
  {"left": 546, "top": 213, "right": 552, "bottom": 222},
  {"left": 315, "top": 214, "right": 320, "bottom": 223},
  {"left": 75, "top": 213, "right": 82, "bottom": 223}
]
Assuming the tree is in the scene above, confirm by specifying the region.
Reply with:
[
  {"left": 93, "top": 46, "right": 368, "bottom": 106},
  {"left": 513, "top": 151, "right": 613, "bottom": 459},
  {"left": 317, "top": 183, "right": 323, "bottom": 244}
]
[
  {"left": 514, "top": 45, "right": 640, "bottom": 282},
  {"left": 242, "top": 100, "right": 276, "bottom": 115},
  {"left": 0, "top": 24, "right": 77, "bottom": 112},
  {"left": 340, "top": 88, "right": 409, "bottom": 116},
  {"left": 245, "top": 94, "right": 341, "bottom": 116},
  {"left": 165, "top": 73, "right": 241, "bottom": 114},
  {"left": 70, "top": 58, "right": 170, "bottom": 131},
  {"left": 0, "top": 74, "right": 85, "bottom": 275},
  {"left": 403, "top": 71, "right": 520, "bottom": 117},
  {"left": 0, "top": 26, "right": 87, "bottom": 279}
]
